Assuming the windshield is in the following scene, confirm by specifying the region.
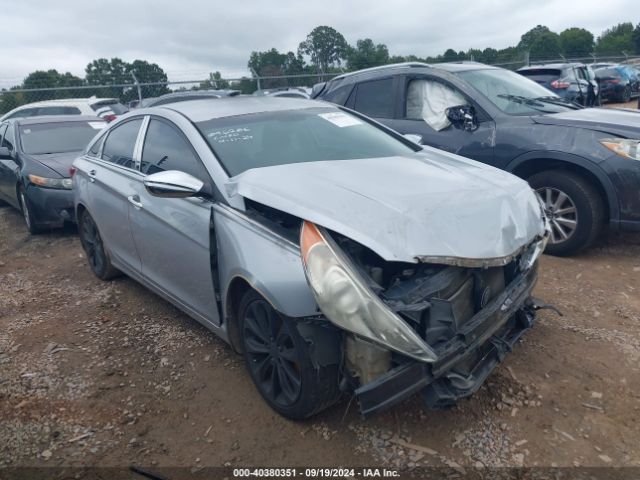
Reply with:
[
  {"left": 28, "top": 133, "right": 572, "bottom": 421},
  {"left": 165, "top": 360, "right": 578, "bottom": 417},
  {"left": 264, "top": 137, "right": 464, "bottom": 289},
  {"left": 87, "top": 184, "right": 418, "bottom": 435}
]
[
  {"left": 19, "top": 121, "right": 105, "bottom": 155},
  {"left": 196, "top": 107, "right": 417, "bottom": 177},
  {"left": 457, "top": 68, "right": 575, "bottom": 115}
]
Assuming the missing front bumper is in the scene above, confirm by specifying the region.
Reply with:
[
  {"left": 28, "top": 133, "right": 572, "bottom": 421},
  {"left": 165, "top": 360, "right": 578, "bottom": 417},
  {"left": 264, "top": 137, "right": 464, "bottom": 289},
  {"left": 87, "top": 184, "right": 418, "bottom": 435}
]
[{"left": 355, "top": 267, "right": 538, "bottom": 416}]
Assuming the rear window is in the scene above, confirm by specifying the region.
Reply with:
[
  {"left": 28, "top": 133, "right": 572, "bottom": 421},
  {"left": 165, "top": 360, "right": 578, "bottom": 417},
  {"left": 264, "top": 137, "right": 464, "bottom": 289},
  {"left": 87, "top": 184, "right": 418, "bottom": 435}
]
[
  {"left": 520, "top": 69, "right": 562, "bottom": 77},
  {"left": 91, "top": 101, "right": 129, "bottom": 115},
  {"left": 596, "top": 68, "right": 621, "bottom": 78},
  {"left": 19, "top": 121, "right": 105, "bottom": 155}
]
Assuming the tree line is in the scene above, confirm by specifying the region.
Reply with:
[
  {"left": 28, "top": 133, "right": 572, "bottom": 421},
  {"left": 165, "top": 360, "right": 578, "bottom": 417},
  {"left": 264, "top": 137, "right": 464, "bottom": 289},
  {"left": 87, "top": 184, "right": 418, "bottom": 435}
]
[
  {"left": 1, "top": 22, "right": 639, "bottom": 113},
  {"left": 250, "top": 23, "right": 640, "bottom": 88}
]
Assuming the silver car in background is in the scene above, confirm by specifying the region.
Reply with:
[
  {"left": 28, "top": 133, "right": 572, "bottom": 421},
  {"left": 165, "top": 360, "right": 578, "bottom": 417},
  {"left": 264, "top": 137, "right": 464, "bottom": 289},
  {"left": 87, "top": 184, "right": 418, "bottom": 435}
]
[{"left": 73, "top": 97, "right": 548, "bottom": 419}]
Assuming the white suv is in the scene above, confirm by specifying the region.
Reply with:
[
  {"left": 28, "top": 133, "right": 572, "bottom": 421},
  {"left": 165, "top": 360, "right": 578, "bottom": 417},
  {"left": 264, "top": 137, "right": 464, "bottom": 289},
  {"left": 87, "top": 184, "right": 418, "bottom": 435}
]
[{"left": 0, "top": 97, "right": 129, "bottom": 122}]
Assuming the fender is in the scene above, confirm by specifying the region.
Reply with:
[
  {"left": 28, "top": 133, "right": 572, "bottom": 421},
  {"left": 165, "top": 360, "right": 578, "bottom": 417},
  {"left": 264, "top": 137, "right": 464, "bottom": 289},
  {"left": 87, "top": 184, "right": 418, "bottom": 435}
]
[{"left": 505, "top": 150, "right": 620, "bottom": 226}]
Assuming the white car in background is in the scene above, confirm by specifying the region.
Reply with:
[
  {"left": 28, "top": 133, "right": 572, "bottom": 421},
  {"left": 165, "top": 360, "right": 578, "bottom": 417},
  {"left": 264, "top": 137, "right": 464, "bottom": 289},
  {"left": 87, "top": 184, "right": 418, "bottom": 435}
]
[{"left": 0, "top": 97, "right": 129, "bottom": 122}]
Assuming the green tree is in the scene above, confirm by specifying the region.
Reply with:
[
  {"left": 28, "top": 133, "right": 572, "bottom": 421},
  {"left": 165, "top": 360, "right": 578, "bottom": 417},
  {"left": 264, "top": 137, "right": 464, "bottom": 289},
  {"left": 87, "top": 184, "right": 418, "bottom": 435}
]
[
  {"left": 22, "top": 69, "right": 84, "bottom": 102},
  {"left": 559, "top": 28, "right": 594, "bottom": 58},
  {"left": 633, "top": 23, "right": 640, "bottom": 54},
  {"left": 482, "top": 47, "right": 498, "bottom": 64},
  {"left": 518, "top": 25, "right": 561, "bottom": 60},
  {"left": 298, "top": 26, "right": 349, "bottom": 76},
  {"left": 346, "top": 38, "right": 389, "bottom": 70},
  {"left": 529, "top": 31, "right": 561, "bottom": 60},
  {"left": 248, "top": 48, "right": 292, "bottom": 88},
  {"left": 127, "top": 59, "right": 170, "bottom": 101},
  {"left": 85, "top": 57, "right": 130, "bottom": 98},
  {"left": 519, "top": 25, "right": 553, "bottom": 50},
  {"left": 0, "top": 87, "right": 24, "bottom": 114},
  {"left": 442, "top": 48, "right": 459, "bottom": 62},
  {"left": 595, "top": 22, "right": 635, "bottom": 54}
]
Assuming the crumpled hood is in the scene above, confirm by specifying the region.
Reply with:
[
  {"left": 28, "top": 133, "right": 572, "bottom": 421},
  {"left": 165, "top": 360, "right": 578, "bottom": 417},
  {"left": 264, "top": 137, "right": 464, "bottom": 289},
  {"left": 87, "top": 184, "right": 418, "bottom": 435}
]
[
  {"left": 28, "top": 151, "right": 82, "bottom": 177},
  {"left": 226, "top": 149, "right": 546, "bottom": 264},
  {"left": 533, "top": 107, "right": 640, "bottom": 138}
]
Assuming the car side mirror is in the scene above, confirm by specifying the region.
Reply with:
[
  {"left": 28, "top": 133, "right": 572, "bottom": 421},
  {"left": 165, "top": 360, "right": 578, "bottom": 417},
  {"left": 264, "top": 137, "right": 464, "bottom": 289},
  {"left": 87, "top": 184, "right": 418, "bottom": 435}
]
[
  {"left": 445, "top": 105, "right": 478, "bottom": 132},
  {"left": 143, "top": 170, "right": 204, "bottom": 198},
  {"left": 0, "top": 146, "right": 11, "bottom": 160},
  {"left": 402, "top": 134, "right": 423, "bottom": 145}
]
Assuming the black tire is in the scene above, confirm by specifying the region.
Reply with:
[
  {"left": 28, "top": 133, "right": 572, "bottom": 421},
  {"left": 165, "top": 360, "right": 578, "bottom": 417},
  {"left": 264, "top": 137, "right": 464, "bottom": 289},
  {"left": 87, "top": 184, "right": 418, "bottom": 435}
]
[
  {"left": 78, "top": 210, "right": 120, "bottom": 280},
  {"left": 239, "top": 289, "right": 341, "bottom": 420},
  {"left": 528, "top": 170, "right": 604, "bottom": 256},
  {"left": 18, "top": 185, "right": 44, "bottom": 235},
  {"left": 621, "top": 86, "right": 631, "bottom": 103}
]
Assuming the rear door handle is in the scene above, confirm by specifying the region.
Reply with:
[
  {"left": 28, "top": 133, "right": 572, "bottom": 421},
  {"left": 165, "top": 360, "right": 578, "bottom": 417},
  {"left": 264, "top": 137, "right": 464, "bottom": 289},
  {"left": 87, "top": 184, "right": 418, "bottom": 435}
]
[
  {"left": 127, "top": 195, "right": 143, "bottom": 209},
  {"left": 88, "top": 169, "right": 96, "bottom": 183}
]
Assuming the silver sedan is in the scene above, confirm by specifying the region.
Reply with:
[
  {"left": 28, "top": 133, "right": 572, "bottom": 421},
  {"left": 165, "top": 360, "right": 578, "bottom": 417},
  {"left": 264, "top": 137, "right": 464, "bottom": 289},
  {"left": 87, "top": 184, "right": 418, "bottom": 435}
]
[{"left": 73, "top": 97, "right": 548, "bottom": 419}]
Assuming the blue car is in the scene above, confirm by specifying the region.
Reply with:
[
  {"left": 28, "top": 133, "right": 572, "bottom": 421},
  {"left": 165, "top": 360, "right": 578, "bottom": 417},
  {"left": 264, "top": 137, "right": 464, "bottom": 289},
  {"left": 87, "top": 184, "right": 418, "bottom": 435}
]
[{"left": 595, "top": 66, "right": 640, "bottom": 103}]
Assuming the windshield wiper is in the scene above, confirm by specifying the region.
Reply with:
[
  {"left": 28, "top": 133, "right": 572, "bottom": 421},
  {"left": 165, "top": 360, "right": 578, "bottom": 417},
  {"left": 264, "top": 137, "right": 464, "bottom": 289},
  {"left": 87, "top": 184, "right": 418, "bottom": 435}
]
[
  {"left": 534, "top": 96, "right": 581, "bottom": 109},
  {"left": 497, "top": 94, "right": 545, "bottom": 106}
]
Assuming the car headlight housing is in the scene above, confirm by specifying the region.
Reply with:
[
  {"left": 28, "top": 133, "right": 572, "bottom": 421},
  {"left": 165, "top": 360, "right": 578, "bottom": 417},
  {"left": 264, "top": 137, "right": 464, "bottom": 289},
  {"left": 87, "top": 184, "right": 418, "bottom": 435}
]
[
  {"left": 600, "top": 138, "right": 640, "bottom": 161},
  {"left": 300, "top": 221, "right": 437, "bottom": 363},
  {"left": 28, "top": 174, "right": 72, "bottom": 190}
]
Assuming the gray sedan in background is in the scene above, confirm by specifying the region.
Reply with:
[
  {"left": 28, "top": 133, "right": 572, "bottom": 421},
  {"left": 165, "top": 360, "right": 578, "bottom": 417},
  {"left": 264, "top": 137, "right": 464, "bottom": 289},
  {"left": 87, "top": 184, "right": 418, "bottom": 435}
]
[{"left": 73, "top": 97, "right": 548, "bottom": 419}]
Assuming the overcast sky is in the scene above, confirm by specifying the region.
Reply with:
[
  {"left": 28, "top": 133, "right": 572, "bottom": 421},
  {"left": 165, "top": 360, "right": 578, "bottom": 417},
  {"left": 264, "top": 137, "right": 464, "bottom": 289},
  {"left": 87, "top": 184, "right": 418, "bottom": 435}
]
[{"left": 0, "top": 0, "right": 637, "bottom": 88}]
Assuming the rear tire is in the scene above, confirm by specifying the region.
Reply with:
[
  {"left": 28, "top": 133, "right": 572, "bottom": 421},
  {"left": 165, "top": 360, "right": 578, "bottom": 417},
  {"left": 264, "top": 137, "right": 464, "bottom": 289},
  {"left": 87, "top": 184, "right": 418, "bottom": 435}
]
[
  {"left": 18, "top": 185, "right": 44, "bottom": 235},
  {"left": 78, "top": 210, "right": 120, "bottom": 280},
  {"left": 239, "top": 289, "right": 341, "bottom": 420},
  {"left": 528, "top": 171, "right": 604, "bottom": 256}
]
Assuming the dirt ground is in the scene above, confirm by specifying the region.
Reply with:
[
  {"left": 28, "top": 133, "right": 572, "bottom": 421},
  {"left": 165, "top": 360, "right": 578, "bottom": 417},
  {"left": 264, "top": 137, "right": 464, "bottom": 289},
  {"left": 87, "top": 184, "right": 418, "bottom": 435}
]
[{"left": 1, "top": 102, "right": 639, "bottom": 478}]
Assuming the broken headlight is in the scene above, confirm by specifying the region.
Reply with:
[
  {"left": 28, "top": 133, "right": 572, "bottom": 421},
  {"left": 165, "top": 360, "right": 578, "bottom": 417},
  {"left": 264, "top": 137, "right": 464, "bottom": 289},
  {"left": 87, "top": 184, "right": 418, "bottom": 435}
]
[
  {"left": 300, "top": 221, "right": 437, "bottom": 363},
  {"left": 600, "top": 138, "right": 640, "bottom": 161}
]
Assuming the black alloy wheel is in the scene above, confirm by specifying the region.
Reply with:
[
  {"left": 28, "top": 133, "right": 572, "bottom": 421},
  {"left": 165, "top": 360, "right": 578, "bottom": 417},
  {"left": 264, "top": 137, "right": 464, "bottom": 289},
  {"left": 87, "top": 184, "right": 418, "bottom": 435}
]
[
  {"left": 239, "top": 289, "right": 341, "bottom": 420},
  {"left": 79, "top": 210, "right": 119, "bottom": 280}
]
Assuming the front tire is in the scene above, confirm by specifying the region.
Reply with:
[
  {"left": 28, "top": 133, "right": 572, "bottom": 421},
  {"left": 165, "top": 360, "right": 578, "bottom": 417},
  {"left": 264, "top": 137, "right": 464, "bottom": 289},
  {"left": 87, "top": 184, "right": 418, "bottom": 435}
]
[
  {"left": 528, "top": 171, "right": 604, "bottom": 256},
  {"left": 239, "top": 289, "right": 341, "bottom": 420},
  {"left": 78, "top": 210, "right": 120, "bottom": 280},
  {"left": 621, "top": 86, "right": 631, "bottom": 103},
  {"left": 18, "top": 185, "right": 44, "bottom": 235}
]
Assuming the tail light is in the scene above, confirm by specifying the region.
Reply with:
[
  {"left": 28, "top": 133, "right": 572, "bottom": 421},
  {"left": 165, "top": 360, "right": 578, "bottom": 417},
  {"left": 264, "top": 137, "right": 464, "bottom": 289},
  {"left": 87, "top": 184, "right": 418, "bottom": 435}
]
[
  {"left": 103, "top": 114, "right": 117, "bottom": 122},
  {"left": 550, "top": 80, "right": 570, "bottom": 89},
  {"left": 605, "top": 78, "right": 621, "bottom": 84},
  {"left": 69, "top": 167, "right": 77, "bottom": 178}
]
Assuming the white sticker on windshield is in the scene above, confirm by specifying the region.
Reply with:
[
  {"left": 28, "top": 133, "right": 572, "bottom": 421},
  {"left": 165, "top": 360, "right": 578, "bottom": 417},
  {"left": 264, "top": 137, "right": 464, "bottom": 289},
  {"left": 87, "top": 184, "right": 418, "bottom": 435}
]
[
  {"left": 207, "top": 127, "right": 253, "bottom": 143},
  {"left": 23, "top": 129, "right": 31, "bottom": 134},
  {"left": 318, "top": 112, "right": 362, "bottom": 127},
  {"left": 89, "top": 122, "right": 106, "bottom": 130}
]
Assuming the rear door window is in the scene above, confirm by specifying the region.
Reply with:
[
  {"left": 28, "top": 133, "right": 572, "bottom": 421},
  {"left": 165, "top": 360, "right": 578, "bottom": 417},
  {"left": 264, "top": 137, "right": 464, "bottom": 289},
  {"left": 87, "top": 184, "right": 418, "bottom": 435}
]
[
  {"left": 2, "top": 124, "right": 15, "bottom": 151},
  {"left": 101, "top": 119, "right": 143, "bottom": 169},
  {"left": 353, "top": 78, "right": 394, "bottom": 118},
  {"left": 140, "top": 119, "right": 208, "bottom": 180}
]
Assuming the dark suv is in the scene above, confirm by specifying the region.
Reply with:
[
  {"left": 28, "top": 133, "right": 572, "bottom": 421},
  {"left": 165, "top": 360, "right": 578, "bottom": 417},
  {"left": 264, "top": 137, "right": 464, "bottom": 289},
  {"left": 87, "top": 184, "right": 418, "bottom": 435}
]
[
  {"left": 517, "top": 63, "right": 598, "bottom": 106},
  {"left": 313, "top": 62, "right": 640, "bottom": 255}
]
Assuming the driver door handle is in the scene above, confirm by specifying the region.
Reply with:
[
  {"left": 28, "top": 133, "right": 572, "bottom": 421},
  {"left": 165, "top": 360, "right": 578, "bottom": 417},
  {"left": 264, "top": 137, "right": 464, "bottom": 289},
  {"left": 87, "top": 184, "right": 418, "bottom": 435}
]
[
  {"left": 88, "top": 169, "right": 96, "bottom": 183},
  {"left": 127, "top": 195, "right": 143, "bottom": 209}
]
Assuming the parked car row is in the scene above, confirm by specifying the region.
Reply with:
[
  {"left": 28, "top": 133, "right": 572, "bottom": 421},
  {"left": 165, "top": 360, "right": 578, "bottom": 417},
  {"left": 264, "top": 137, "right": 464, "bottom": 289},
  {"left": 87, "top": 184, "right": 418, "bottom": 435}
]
[
  {"left": 1, "top": 61, "right": 639, "bottom": 421},
  {"left": 517, "top": 62, "right": 640, "bottom": 105}
]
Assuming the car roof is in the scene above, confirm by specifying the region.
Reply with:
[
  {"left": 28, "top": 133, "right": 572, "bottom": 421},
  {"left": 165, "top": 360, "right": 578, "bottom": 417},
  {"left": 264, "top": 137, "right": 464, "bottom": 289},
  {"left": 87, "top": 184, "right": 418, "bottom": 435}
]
[
  {"left": 11, "top": 115, "right": 105, "bottom": 126},
  {"left": 154, "top": 96, "right": 332, "bottom": 122},
  {"left": 12, "top": 97, "right": 118, "bottom": 108},
  {"left": 327, "top": 61, "right": 499, "bottom": 85},
  {"left": 518, "top": 63, "right": 576, "bottom": 71}
]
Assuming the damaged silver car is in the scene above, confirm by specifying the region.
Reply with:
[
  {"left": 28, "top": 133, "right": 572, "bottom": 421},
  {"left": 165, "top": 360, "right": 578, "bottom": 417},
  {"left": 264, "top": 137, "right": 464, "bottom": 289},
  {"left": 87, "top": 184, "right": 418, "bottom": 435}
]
[{"left": 73, "top": 97, "right": 549, "bottom": 419}]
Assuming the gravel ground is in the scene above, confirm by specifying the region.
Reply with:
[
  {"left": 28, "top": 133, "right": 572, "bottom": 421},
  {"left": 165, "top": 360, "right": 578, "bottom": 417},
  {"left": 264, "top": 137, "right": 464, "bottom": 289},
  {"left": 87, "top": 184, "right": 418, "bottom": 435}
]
[{"left": 1, "top": 121, "right": 640, "bottom": 477}]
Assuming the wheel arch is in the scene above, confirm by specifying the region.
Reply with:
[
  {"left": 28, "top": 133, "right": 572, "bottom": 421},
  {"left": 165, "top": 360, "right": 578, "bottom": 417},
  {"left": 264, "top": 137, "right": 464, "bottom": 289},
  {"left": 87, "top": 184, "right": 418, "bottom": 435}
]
[{"left": 506, "top": 152, "right": 618, "bottom": 225}]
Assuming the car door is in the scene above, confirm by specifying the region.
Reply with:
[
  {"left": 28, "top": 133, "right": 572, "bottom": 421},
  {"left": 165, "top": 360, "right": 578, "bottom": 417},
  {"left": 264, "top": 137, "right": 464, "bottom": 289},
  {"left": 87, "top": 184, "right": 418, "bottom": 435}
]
[
  {"left": 128, "top": 117, "right": 219, "bottom": 325},
  {"left": 80, "top": 117, "right": 145, "bottom": 273},
  {"left": 0, "top": 123, "right": 21, "bottom": 207},
  {"left": 375, "top": 75, "right": 496, "bottom": 165}
]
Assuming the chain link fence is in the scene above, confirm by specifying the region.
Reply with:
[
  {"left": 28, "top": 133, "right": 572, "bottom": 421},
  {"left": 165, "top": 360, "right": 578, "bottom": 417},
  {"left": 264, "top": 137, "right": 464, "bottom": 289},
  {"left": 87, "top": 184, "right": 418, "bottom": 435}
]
[{"left": 2, "top": 52, "right": 639, "bottom": 115}]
